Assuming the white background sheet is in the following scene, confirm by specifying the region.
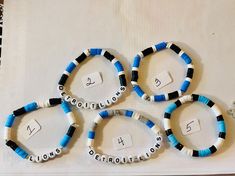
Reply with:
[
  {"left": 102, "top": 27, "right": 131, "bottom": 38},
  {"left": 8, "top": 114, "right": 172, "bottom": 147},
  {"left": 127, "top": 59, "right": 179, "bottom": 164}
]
[{"left": 1, "top": 0, "right": 235, "bottom": 175}]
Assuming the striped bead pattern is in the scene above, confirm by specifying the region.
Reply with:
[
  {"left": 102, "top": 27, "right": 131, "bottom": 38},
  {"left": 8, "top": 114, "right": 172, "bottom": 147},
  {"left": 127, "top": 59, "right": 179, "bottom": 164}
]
[
  {"left": 164, "top": 94, "right": 226, "bottom": 157},
  {"left": 58, "top": 49, "right": 127, "bottom": 110},
  {"left": 4, "top": 98, "right": 78, "bottom": 163},
  {"left": 131, "top": 42, "right": 194, "bottom": 102},
  {"left": 87, "top": 109, "right": 163, "bottom": 164}
]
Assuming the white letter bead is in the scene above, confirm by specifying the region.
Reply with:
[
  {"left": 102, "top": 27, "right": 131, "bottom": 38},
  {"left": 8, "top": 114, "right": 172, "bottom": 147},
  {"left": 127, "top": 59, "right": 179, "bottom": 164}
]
[
  {"left": 76, "top": 101, "right": 83, "bottom": 108},
  {"left": 94, "top": 153, "right": 101, "bottom": 161},
  {"left": 98, "top": 102, "right": 106, "bottom": 109},
  {"left": 35, "top": 155, "right": 42, "bottom": 163},
  {"left": 115, "top": 91, "right": 122, "bottom": 98},
  {"left": 105, "top": 99, "right": 112, "bottom": 106},
  {"left": 121, "top": 156, "right": 128, "bottom": 164},
  {"left": 28, "top": 155, "right": 35, "bottom": 162},
  {"left": 57, "top": 85, "right": 64, "bottom": 91},
  {"left": 156, "top": 135, "right": 163, "bottom": 143},
  {"left": 83, "top": 102, "right": 90, "bottom": 109},
  {"left": 128, "top": 155, "right": 134, "bottom": 163},
  {"left": 111, "top": 96, "right": 118, "bottom": 103},
  {"left": 153, "top": 142, "right": 161, "bottom": 150},
  {"left": 42, "top": 154, "right": 49, "bottom": 161},
  {"left": 90, "top": 103, "right": 97, "bottom": 110},
  {"left": 70, "top": 98, "right": 77, "bottom": 105},
  {"left": 101, "top": 155, "right": 108, "bottom": 162},
  {"left": 149, "top": 147, "right": 156, "bottom": 154},
  {"left": 143, "top": 152, "right": 151, "bottom": 159},
  {"left": 108, "top": 156, "right": 114, "bottom": 163},
  {"left": 88, "top": 148, "right": 95, "bottom": 156},
  {"left": 49, "top": 151, "right": 56, "bottom": 159},
  {"left": 54, "top": 148, "right": 62, "bottom": 155},
  {"left": 119, "top": 86, "right": 126, "bottom": 93},
  {"left": 65, "top": 95, "right": 71, "bottom": 102},
  {"left": 138, "top": 154, "right": 145, "bottom": 161},
  {"left": 133, "top": 156, "right": 140, "bottom": 162},
  {"left": 114, "top": 157, "right": 121, "bottom": 164},
  {"left": 60, "top": 91, "right": 66, "bottom": 97}
]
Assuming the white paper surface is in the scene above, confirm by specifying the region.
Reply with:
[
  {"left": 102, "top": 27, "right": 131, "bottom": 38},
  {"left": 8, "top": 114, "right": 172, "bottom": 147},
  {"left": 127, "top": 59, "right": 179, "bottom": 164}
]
[{"left": 1, "top": 0, "right": 235, "bottom": 175}]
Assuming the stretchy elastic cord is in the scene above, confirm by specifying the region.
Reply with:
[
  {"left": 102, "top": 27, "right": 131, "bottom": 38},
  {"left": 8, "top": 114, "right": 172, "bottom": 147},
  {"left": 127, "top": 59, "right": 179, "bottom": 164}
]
[
  {"left": 58, "top": 48, "right": 127, "bottom": 110},
  {"left": 163, "top": 94, "right": 226, "bottom": 157},
  {"left": 87, "top": 109, "right": 163, "bottom": 164},
  {"left": 4, "top": 98, "right": 78, "bottom": 163},
  {"left": 131, "top": 42, "right": 194, "bottom": 102}
]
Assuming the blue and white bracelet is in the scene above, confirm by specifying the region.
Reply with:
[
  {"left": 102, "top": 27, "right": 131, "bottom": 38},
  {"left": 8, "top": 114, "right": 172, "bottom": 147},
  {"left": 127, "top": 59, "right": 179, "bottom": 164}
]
[
  {"left": 87, "top": 109, "right": 163, "bottom": 164},
  {"left": 131, "top": 42, "right": 194, "bottom": 102},
  {"left": 58, "top": 49, "right": 127, "bottom": 110},
  {"left": 164, "top": 94, "right": 226, "bottom": 157},
  {"left": 4, "top": 98, "right": 78, "bottom": 163}
]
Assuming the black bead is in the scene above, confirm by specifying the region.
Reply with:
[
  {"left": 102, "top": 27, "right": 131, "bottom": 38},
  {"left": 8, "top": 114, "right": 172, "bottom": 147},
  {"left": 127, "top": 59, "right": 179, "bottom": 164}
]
[
  {"left": 66, "top": 125, "right": 76, "bottom": 137},
  {"left": 58, "top": 74, "right": 68, "bottom": 86},
  {"left": 49, "top": 98, "right": 62, "bottom": 105},
  {"left": 142, "top": 47, "right": 154, "bottom": 56},
  {"left": 168, "top": 91, "right": 179, "bottom": 100},
  {"left": 170, "top": 44, "right": 181, "bottom": 54},
  {"left": 75, "top": 52, "right": 87, "bottom": 63},
  {"left": 103, "top": 51, "right": 115, "bottom": 62},
  {"left": 13, "top": 107, "right": 26, "bottom": 116}
]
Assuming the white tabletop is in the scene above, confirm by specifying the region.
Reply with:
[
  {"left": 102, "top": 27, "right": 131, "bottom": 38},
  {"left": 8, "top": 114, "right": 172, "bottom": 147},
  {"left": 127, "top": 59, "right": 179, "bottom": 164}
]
[{"left": 1, "top": 0, "right": 235, "bottom": 175}]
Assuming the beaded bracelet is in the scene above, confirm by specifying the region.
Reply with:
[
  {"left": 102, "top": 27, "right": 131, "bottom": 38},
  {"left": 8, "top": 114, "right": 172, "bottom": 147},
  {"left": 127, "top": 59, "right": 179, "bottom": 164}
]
[
  {"left": 87, "top": 109, "right": 163, "bottom": 164},
  {"left": 131, "top": 42, "right": 194, "bottom": 102},
  {"left": 163, "top": 94, "right": 226, "bottom": 157},
  {"left": 4, "top": 98, "right": 78, "bottom": 163},
  {"left": 58, "top": 48, "right": 127, "bottom": 110}
]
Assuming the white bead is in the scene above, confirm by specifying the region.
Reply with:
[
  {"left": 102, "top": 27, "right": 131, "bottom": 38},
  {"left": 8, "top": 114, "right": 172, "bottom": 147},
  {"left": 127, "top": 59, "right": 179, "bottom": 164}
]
[
  {"left": 137, "top": 154, "right": 145, "bottom": 161},
  {"left": 111, "top": 96, "right": 118, "bottom": 103},
  {"left": 153, "top": 142, "right": 161, "bottom": 150},
  {"left": 214, "top": 138, "right": 224, "bottom": 150},
  {"left": 151, "top": 125, "right": 161, "bottom": 135},
  {"left": 181, "top": 146, "right": 193, "bottom": 156},
  {"left": 114, "top": 157, "right": 121, "bottom": 164},
  {"left": 149, "top": 147, "right": 156, "bottom": 154},
  {"left": 98, "top": 102, "right": 106, "bottom": 109},
  {"left": 119, "top": 86, "right": 126, "bottom": 93},
  {"left": 54, "top": 148, "right": 62, "bottom": 155},
  {"left": 105, "top": 99, "right": 112, "bottom": 106},
  {"left": 115, "top": 91, "right": 122, "bottom": 98},
  {"left": 28, "top": 155, "right": 35, "bottom": 162},
  {"left": 132, "top": 112, "right": 141, "bottom": 120},
  {"left": 4, "top": 127, "right": 11, "bottom": 141},
  {"left": 178, "top": 90, "right": 182, "bottom": 97},
  {"left": 83, "top": 49, "right": 90, "bottom": 56},
  {"left": 83, "top": 102, "right": 90, "bottom": 109},
  {"left": 70, "top": 98, "right": 77, "bottom": 105},
  {"left": 164, "top": 93, "right": 169, "bottom": 101},
  {"left": 67, "top": 112, "right": 76, "bottom": 125},
  {"left": 60, "top": 91, "right": 66, "bottom": 97},
  {"left": 101, "top": 155, "right": 108, "bottom": 162},
  {"left": 143, "top": 152, "right": 151, "bottom": 159},
  {"left": 128, "top": 155, "right": 134, "bottom": 163},
  {"left": 49, "top": 151, "right": 56, "bottom": 159},
  {"left": 35, "top": 155, "right": 42, "bottom": 163},
  {"left": 108, "top": 156, "right": 114, "bottom": 163},
  {"left": 57, "top": 85, "right": 64, "bottom": 91},
  {"left": 87, "top": 138, "right": 94, "bottom": 147},
  {"left": 94, "top": 114, "right": 103, "bottom": 124},
  {"left": 88, "top": 147, "right": 95, "bottom": 157},
  {"left": 42, "top": 154, "right": 49, "bottom": 161},
  {"left": 166, "top": 42, "right": 172, "bottom": 48},
  {"left": 179, "top": 95, "right": 193, "bottom": 104},
  {"left": 65, "top": 95, "right": 72, "bottom": 102},
  {"left": 94, "top": 153, "right": 101, "bottom": 161},
  {"left": 211, "top": 104, "right": 222, "bottom": 116},
  {"left": 76, "top": 101, "right": 83, "bottom": 109},
  {"left": 121, "top": 156, "right": 128, "bottom": 164},
  {"left": 150, "top": 95, "right": 155, "bottom": 102},
  {"left": 163, "top": 118, "right": 171, "bottom": 130},
  {"left": 90, "top": 103, "right": 97, "bottom": 110}
]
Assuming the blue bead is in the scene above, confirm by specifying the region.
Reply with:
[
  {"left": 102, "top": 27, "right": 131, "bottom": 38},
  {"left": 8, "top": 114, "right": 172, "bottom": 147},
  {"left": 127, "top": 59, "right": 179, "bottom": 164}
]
[
  {"left": 88, "top": 131, "right": 95, "bottom": 139},
  {"left": 165, "top": 103, "right": 177, "bottom": 114},
  {"left": 133, "top": 85, "right": 144, "bottom": 97},
  {"left": 180, "top": 80, "right": 190, "bottom": 92},
  {"left": 60, "top": 134, "right": 71, "bottom": 148},
  {"left": 61, "top": 101, "right": 71, "bottom": 114},
  {"left": 5, "top": 114, "right": 15, "bottom": 127},
  {"left": 168, "top": 134, "right": 179, "bottom": 147},
  {"left": 198, "top": 95, "right": 210, "bottom": 105},
  {"left": 90, "top": 48, "right": 102, "bottom": 56},
  {"left": 133, "top": 55, "right": 141, "bottom": 67},
  {"left": 181, "top": 53, "right": 192, "bottom": 64},
  {"left": 99, "top": 110, "right": 109, "bottom": 118},
  {"left": 66, "top": 62, "right": 76, "bottom": 73},
  {"left": 155, "top": 42, "right": 167, "bottom": 51},
  {"left": 217, "top": 121, "right": 226, "bottom": 133},
  {"left": 146, "top": 120, "right": 155, "bottom": 128},
  {"left": 125, "top": 110, "right": 133, "bottom": 118},
  {"left": 154, "top": 94, "right": 166, "bottom": 102},
  {"left": 114, "top": 61, "right": 124, "bottom": 72},
  {"left": 24, "top": 102, "right": 38, "bottom": 112},
  {"left": 198, "top": 149, "right": 211, "bottom": 157},
  {"left": 15, "top": 147, "right": 28, "bottom": 159}
]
